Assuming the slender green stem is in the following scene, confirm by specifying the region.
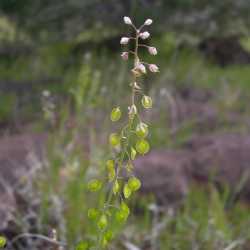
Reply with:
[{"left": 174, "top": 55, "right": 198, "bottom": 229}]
[{"left": 95, "top": 21, "right": 145, "bottom": 250}]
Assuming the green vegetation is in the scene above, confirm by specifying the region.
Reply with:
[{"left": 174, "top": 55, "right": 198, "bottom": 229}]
[{"left": 1, "top": 2, "right": 250, "bottom": 250}]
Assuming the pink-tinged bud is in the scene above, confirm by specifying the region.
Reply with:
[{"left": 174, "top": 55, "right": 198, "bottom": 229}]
[
  {"left": 137, "top": 63, "right": 146, "bottom": 74},
  {"left": 121, "top": 52, "right": 129, "bottom": 60},
  {"left": 144, "top": 19, "right": 153, "bottom": 26},
  {"left": 123, "top": 16, "right": 132, "bottom": 25},
  {"left": 120, "top": 37, "right": 130, "bottom": 45},
  {"left": 139, "top": 31, "right": 150, "bottom": 40},
  {"left": 149, "top": 64, "right": 159, "bottom": 73},
  {"left": 148, "top": 46, "right": 157, "bottom": 55}
]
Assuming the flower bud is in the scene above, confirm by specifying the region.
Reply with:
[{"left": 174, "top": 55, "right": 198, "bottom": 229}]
[
  {"left": 120, "top": 37, "right": 130, "bottom": 45},
  {"left": 121, "top": 52, "right": 129, "bottom": 60},
  {"left": 137, "top": 63, "right": 146, "bottom": 74},
  {"left": 144, "top": 19, "right": 153, "bottom": 25},
  {"left": 148, "top": 46, "right": 157, "bottom": 55},
  {"left": 139, "top": 31, "right": 150, "bottom": 40},
  {"left": 148, "top": 64, "right": 159, "bottom": 73},
  {"left": 123, "top": 16, "right": 132, "bottom": 25}
]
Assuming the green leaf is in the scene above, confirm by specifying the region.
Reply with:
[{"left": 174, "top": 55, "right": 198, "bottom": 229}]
[
  {"left": 87, "top": 179, "right": 102, "bottom": 192},
  {"left": 131, "top": 147, "right": 137, "bottom": 160}
]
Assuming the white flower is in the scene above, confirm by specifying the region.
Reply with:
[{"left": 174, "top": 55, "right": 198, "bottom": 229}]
[
  {"left": 120, "top": 37, "right": 130, "bottom": 45},
  {"left": 121, "top": 52, "right": 129, "bottom": 60},
  {"left": 124, "top": 16, "right": 132, "bottom": 25},
  {"left": 148, "top": 46, "right": 157, "bottom": 55},
  {"left": 139, "top": 31, "right": 150, "bottom": 40},
  {"left": 148, "top": 64, "right": 159, "bottom": 73},
  {"left": 137, "top": 63, "right": 146, "bottom": 74},
  {"left": 144, "top": 19, "right": 153, "bottom": 26}
]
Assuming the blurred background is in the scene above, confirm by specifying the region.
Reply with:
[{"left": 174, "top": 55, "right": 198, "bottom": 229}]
[{"left": 1, "top": 1, "right": 250, "bottom": 249}]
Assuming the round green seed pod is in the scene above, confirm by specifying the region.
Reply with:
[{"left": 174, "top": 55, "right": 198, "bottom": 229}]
[
  {"left": 136, "top": 139, "right": 150, "bottom": 155},
  {"left": 98, "top": 214, "right": 108, "bottom": 230},
  {"left": 110, "top": 107, "right": 121, "bottom": 122},
  {"left": 142, "top": 95, "right": 153, "bottom": 109},
  {"left": 106, "top": 160, "right": 115, "bottom": 169},
  {"left": 128, "top": 177, "right": 141, "bottom": 192},
  {"left": 87, "top": 179, "right": 102, "bottom": 192},
  {"left": 109, "top": 133, "right": 120, "bottom": 147},
  {"left": 0, "top": 236, "right": 6, "bottom": 248},
  {"left": 87, "top": 208, "right": 99, "bottom": 220},
  {"left": 104, "top": 230, "right": 113, "bottom": 242},
  {"left": 136, "top": 122, "right": 149, "bottom": 138},
  {"left": 76, "top": 241, "right": 89, "bottom": 250}
]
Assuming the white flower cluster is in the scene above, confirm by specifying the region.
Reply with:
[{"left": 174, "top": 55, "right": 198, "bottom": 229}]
[{"left": 120, "top": 16, "right": 159, "bottom": 74}]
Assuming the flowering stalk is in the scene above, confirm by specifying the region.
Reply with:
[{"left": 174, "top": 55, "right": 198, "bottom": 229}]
[{"left": 85, "top": 16, "right": 159, "bottom": 250}]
